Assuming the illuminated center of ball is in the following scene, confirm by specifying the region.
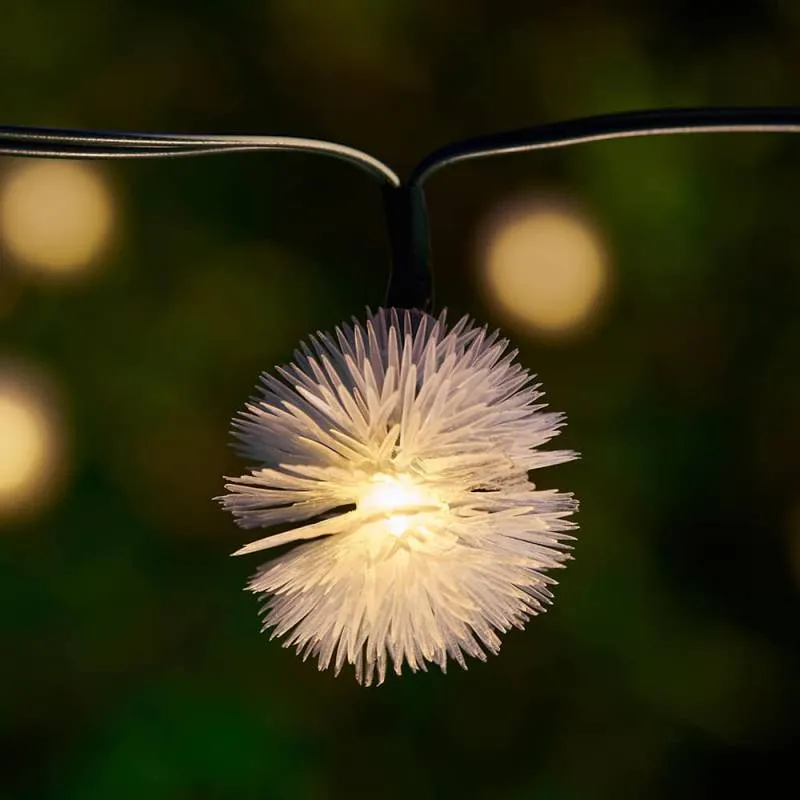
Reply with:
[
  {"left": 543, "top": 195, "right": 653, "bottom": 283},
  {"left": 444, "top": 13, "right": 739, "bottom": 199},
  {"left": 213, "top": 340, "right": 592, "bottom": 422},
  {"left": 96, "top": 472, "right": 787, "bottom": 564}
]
[{"left": 358, "top": 474, "right": 444, "bottom": 537}]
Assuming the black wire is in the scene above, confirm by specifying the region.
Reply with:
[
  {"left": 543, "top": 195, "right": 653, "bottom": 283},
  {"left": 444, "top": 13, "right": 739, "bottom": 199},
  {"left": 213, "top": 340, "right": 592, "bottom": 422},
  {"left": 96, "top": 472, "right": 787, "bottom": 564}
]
[
  {"left": 382, "top": 185, "right": 433, "bottom": 312},
  {"left": 409, "top": 107, "right": 800, "bottom": 186},
  {"left": 0, "top": 125, "right": 401, "bottom": 187},
  {"left": 5, "top": 108, "right": 800, "bottom": 312}
]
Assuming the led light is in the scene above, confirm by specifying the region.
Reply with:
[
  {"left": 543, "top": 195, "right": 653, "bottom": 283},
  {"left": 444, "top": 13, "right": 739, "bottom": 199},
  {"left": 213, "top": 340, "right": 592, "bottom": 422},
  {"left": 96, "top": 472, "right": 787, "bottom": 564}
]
[
  {"left": 386, "top": 515, "right": 410, "bottom": 536},
  {"left": 357, "top": 474, "right": 445, "bottom": 539},
  {"left": 222, "top": 309, "right": 578, "bottom": 684},
  {"left": 359, "top": 474, "right": 430, "bottom": 515}
]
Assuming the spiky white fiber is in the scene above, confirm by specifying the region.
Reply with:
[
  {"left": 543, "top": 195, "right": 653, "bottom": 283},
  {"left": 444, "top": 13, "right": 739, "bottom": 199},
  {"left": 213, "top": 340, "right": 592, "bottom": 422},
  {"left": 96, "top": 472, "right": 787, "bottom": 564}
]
[{"left": 221, "top": 308, "right": 578, "bottom": 685}]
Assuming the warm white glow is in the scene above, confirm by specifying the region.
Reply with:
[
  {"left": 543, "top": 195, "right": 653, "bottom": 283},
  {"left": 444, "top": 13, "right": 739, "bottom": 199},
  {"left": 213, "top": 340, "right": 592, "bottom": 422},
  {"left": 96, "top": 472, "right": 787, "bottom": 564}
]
[
  {"left": 223, "top": 309, "right": 579, "bottom": 685},
  {"left": 0, "top": 160, "right": 114, "bottom": 275},
  {"left": 358, "top": 474, "right": 442, "bottom": 538},
  {"left": 359, "top": 474, "right": 428, "bottom": 513},
  {"left": 387, "top": 514, "right": 410, "bottom": 536},
  {"left": 0, "top": 397, "right": 45, "bottom": 494},
  {"left": 480, "top": 199, "right": 609, "bottom": 337},
  {"left": 0, "top": 368, "right": 66, "bottom": 517}
]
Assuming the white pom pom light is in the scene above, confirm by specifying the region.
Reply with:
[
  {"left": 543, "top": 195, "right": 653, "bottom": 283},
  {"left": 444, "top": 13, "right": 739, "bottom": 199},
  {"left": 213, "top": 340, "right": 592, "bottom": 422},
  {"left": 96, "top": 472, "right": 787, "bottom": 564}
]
[{"left": 221, "top": 308, "right": 578, "bottom": 685}]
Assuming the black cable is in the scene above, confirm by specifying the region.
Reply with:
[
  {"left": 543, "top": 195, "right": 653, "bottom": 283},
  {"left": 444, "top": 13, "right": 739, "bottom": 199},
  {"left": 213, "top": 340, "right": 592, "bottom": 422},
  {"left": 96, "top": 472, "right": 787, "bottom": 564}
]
[
  {"left": 0, "top": 125, "right": 401, "bottom": 187},
  {"left": 4, "top": 108, "right": 800, "bottom": 312},
  {"left": 382, "top": 185, "right": 433, "bottom": 312},
  {"left": 409, "top": 107, "right": 800, "bottom": 186}
]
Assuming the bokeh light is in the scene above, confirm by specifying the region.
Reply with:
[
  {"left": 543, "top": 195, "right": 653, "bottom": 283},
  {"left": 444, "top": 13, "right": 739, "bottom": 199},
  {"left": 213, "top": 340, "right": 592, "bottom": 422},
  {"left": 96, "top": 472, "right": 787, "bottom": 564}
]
[
  {"left": 478, "top": 197, "right": 610, "bottom": 338},
  {"left": 0, "top": 363, "right": 67, "bottom": 518},
  {"left": 0, "top": 160, "right": 115, "bottom": 276}
]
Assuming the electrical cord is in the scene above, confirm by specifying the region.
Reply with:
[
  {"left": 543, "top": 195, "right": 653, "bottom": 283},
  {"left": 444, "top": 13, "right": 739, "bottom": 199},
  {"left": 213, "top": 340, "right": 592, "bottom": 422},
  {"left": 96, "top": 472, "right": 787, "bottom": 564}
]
[{"left": 4, "top": 107, "right": 800, "bottom": 311}]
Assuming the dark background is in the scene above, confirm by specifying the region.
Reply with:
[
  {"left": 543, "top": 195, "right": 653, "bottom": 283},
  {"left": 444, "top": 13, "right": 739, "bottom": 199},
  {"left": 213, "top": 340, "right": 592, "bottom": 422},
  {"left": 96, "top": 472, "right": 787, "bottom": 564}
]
[{"left": 1, "top": 1, "right": 798, "bottom": 798}]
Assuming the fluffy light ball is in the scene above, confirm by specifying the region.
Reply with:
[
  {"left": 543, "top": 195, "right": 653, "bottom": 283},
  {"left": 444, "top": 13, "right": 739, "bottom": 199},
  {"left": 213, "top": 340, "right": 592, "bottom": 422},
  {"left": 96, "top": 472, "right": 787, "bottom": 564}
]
[{"left": 220, "top": 308, "right": 578, "bottom": 685}]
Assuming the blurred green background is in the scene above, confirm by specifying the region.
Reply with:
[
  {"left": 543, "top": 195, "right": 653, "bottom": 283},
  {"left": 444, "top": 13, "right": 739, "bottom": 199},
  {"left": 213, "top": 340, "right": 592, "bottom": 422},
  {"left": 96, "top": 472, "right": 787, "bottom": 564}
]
[{"left": 1, "top": 1, "right": 798, "bottom": 798}]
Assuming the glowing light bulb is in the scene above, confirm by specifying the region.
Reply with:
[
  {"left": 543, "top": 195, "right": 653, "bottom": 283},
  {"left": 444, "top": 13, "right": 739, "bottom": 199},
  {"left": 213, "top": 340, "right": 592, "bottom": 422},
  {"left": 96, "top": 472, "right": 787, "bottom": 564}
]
[
  {"left": 222, "top": 308, "right": 579, "bottom": 685},
  {"left": 358, "top": 474, "right": 429, "bottom": 516},
  {"left": 387, "top": 515, "right": 410, "bottom": 536},
  {"left": 356, "top": 474, "right": 446, "bottom": 539}
]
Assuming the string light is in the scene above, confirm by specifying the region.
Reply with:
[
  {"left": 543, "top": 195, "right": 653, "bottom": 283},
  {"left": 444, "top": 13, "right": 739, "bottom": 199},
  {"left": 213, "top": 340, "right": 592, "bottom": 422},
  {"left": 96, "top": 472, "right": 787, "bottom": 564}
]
[
  {"left": 3, "top": 106, "right": 800, "bottom": 681},
  {"left": 221, "top": 309, "right": 578, "bottom": 684}
]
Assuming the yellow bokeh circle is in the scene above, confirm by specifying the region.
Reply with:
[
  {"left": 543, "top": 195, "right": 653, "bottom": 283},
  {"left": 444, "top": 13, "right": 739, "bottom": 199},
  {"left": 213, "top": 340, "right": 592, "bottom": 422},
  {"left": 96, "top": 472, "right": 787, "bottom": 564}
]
[
  {"left": 479, "top": 198, "right": 610, "bottom": 337},
  {"left": 0, "top": 160, "right": 114, "bottom": 275},
  {"left": 0, "top": 366, "right": 67, "bottom": 518}
]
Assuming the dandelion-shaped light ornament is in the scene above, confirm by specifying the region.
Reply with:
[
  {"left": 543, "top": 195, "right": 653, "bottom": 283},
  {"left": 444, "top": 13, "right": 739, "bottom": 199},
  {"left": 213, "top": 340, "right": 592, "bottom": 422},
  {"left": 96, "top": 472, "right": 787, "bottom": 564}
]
[
  {"left": 219, "top": 173, "right": 584, "bottom": 683},
  {"left": 5, "top": 108, "right": 800, "bottom": 683},
  {"left": 221, "top": 307, "right": 578, "bottom": 684}
]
